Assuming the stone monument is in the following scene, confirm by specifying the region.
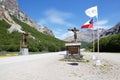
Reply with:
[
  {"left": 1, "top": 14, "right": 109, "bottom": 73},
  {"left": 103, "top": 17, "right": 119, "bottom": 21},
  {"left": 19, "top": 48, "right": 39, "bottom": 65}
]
[
  {"left": 19, "top": 33, "right": 29, "bottom": 55},
  {"left": 65, "top": 27, "right": 82, "bottom": 59}
]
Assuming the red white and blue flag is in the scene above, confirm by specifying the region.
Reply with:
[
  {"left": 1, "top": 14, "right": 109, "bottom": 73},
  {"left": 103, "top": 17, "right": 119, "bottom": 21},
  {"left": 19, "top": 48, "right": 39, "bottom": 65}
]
[{"left": 81, "top": 19, "right": 93, "bottom": 28}]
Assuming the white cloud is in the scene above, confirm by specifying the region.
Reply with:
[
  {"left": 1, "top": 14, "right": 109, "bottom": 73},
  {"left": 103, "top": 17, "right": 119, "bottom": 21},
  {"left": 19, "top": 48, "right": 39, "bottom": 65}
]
[
  {"left": 38, "top": 9, "right": 75, "bottom": 27},
  {"left": 37, "top": 9, "right": 78, "bottom": 40},
  {"left": 94, "top": 20, "right": 112, "bottom": 29},
  {"left": 53, "top": 28, "right": 62, "bottom": 36},
  {"left": 60, "top": 31, "right": 73, "bottom": 39},
  {"left": 52, "top": 28, "right": 73, "bottom": 40},
  {"left": 38, "top": 19, "right": 47, "bottom": 25},
  {"left": 95, "top": 20, "right": 108, "bottom": 25}
]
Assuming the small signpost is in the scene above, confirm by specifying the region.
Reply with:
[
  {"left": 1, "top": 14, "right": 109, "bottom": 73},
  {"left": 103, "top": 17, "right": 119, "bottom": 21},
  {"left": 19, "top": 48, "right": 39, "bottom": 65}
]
[{"left": 65, "top": 27, "right": 82, "bottom": 59}]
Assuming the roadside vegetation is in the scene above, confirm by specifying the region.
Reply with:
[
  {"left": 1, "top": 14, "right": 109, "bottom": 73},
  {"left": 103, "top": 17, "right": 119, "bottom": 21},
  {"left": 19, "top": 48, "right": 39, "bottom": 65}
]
[{"left": 88, "top": 33, "right": 120, "bottom": 52}]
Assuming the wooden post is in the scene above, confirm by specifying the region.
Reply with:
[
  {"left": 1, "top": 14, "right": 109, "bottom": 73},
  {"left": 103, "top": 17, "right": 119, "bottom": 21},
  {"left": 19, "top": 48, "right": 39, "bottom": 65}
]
[
  {"left": 19, "top": 33, "right": 29, "bottom": 55},
  {"left": 22, "top": 33, "right": 29, "bottom": 48}
]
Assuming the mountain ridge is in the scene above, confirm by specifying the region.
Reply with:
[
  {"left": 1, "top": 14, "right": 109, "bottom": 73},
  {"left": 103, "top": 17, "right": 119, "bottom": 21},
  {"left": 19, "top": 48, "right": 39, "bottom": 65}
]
[
  {"left": 100, "top": 22, "right": 120, "bottom": 37},
  {"left": 0, "top": 0, "right": 54, "bottom": 37},
  {"left": 0, "top": 0, "right": 66, "bottom": 52}
]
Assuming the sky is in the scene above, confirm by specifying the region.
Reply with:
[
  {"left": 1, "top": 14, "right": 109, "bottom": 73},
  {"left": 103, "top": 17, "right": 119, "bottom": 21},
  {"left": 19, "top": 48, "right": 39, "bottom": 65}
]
[{"left": 17, "top": 0, "right": 120, "bottom": 40}]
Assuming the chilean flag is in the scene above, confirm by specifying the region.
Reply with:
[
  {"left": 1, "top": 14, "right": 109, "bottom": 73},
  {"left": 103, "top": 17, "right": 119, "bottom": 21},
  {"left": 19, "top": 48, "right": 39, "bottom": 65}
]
[{"left": 81, "top": 19, "right": 93, "bottom": 28}]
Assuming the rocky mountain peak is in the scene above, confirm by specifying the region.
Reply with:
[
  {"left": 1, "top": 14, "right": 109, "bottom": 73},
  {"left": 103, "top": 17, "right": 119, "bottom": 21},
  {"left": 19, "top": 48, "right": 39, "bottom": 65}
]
[
  {"left": 100, "top": 22, "right": 120, "bottom": 37},
  {"left": 0, "top": 0, "right": 55, "bottom": 37},
  {"left": 0, "top": 0, "right": 18, "bottom": 14}
]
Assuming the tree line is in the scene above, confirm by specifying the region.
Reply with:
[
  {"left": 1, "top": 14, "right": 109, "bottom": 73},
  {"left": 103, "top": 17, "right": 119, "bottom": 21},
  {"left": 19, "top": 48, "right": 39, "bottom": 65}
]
[{"left": 84, "top": 32, "right": 120, "bottom": 52}]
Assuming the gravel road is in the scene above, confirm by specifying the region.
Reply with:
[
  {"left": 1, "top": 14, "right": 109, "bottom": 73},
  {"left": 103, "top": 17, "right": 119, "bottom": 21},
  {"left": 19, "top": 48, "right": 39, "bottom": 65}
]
[{"left": 0, "top": 51, "right": 120, "bottom": 80}]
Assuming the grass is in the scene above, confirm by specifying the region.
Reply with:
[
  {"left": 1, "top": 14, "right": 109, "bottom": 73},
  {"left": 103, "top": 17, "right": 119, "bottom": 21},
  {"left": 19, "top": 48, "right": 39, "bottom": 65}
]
[
  {"left": 0, "top": 52, "right": 19, "bottom": 58},
  {"left": 59, "top": 58, "right": 89, "bottom": 63},
  {"left": 93, "top": 63, "right": 113, "bottom": 70}
]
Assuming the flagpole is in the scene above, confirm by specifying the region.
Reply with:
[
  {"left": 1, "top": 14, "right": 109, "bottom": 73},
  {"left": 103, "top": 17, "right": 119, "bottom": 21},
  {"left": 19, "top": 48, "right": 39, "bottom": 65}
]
[
  {"left": 92, "top": 28, "right": 94, "bottom": 52},
  {"left": 96, "top": 6, "right": 101, "bottom": 66},
  {"left": 84, "top": 6, "right": 101, "bottom": 64},
  {"left": 92, "top": 27, "right": 97, "bottom": 60},
  {"left": 96, "top": 16, "right": 99, "bottom": 60},
  {"left": 96, "top": 8, "right": 99, "bottom": 54}
]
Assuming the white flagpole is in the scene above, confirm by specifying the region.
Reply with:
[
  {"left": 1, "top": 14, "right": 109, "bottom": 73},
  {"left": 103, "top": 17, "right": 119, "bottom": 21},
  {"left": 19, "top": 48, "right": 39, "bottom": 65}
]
[
  {"left": 92, "top": 28, "right": 94, "bottom": 52},
  {"left": 96, "top": 14, "right": 99, "bottom": 53},
  {"left": 96, "top": 6, "right": 101, "bottom": 66},
  {"left": 84, "top": 6, "right": 101, "bottom": 63},
  {"left": 92, "top": 27, "right": 96, "bottom": 60}
]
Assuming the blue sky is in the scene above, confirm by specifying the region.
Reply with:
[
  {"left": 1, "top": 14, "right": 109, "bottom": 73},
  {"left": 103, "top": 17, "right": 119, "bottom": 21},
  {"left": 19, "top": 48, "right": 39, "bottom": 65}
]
[{"left": 18, "top": 0, "right": 120, "bottom": 40}]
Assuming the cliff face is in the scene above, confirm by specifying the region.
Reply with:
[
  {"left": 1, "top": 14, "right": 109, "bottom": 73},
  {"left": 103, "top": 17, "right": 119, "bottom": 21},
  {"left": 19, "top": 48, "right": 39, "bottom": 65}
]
[
  {"left": 100, "top": 22, "right": 120, "bottom": 37},
  {"left": 0, "top": 0, "right": 54, "bottom": 37},
  {"left": 1, "top": 0, "right": 19, "bottom": 11}
]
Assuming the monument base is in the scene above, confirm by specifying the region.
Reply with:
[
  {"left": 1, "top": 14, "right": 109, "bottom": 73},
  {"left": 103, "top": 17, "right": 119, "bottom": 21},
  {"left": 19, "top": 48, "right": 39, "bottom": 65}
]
[
  {"left": 96, "top": 60, "right": 102, "bottom": 66},
  {"left": 65, "top": 43, "right": 81, "bottom": 59},
  {"left": 19, "top": 48, "right": 29, "bottom": 55}
]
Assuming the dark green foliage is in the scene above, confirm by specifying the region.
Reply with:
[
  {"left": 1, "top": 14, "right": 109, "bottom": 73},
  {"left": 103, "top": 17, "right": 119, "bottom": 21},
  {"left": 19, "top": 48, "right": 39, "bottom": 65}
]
[
  {"left": 0, "top": 20, "right": 21, "bottom": 52},
  {"left": 94, "top": 33, "right": 120, "bottom": 52},
  {"left": 0, "top": 17, "right": 65, "bottom": 53},
  {"left": 80, "top": 41, "right": 91, "bottom": 48},
  {"left": 85, "top": 43, "right": 93, "bottom": 51}
]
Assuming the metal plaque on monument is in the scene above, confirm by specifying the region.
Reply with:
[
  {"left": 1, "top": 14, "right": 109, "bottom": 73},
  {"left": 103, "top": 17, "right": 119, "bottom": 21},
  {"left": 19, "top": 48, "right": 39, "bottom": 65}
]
[
  {"left": 65, "top": 27, "right": 81, "bottom": 59},
  {"left": 19, "top": 33, "right": 29, "bottom": 55}
]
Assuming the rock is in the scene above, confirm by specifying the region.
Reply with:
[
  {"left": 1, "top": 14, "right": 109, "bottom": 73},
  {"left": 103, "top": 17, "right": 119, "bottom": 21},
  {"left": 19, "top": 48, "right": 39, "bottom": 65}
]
[
  {"left": 8, "top": 23, "right": 25, "bottom": 33},
  {"left": 42, "top": 27, "right": 55, "bottom": 37},
  {"left": 0, "top": 6, "right": 4, "bottom": 19}
]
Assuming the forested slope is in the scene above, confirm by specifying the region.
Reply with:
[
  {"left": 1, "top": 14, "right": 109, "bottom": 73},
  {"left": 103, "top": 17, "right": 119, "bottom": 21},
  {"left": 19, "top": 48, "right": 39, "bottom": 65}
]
[{"left": 0, "top": 18, "right": 65, "bottom": 52}]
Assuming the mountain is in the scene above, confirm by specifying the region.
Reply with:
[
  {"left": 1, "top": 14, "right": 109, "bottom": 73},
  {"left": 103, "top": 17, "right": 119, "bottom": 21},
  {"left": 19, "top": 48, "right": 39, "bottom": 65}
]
[
  {"left": 64, "top": 28, "right": 105, "bottom": 43},
  {"left": 0, "top": 0, "right": 54, "bottom": 37},
  {"left": 0, "top": 0, "right": 65, "bottom": 52},
  {"left": 100, "top": 22, "right": 120, "bottom": 37},
  {"left": 0, "top": 17, "right": 65, "bottom": 52}
]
